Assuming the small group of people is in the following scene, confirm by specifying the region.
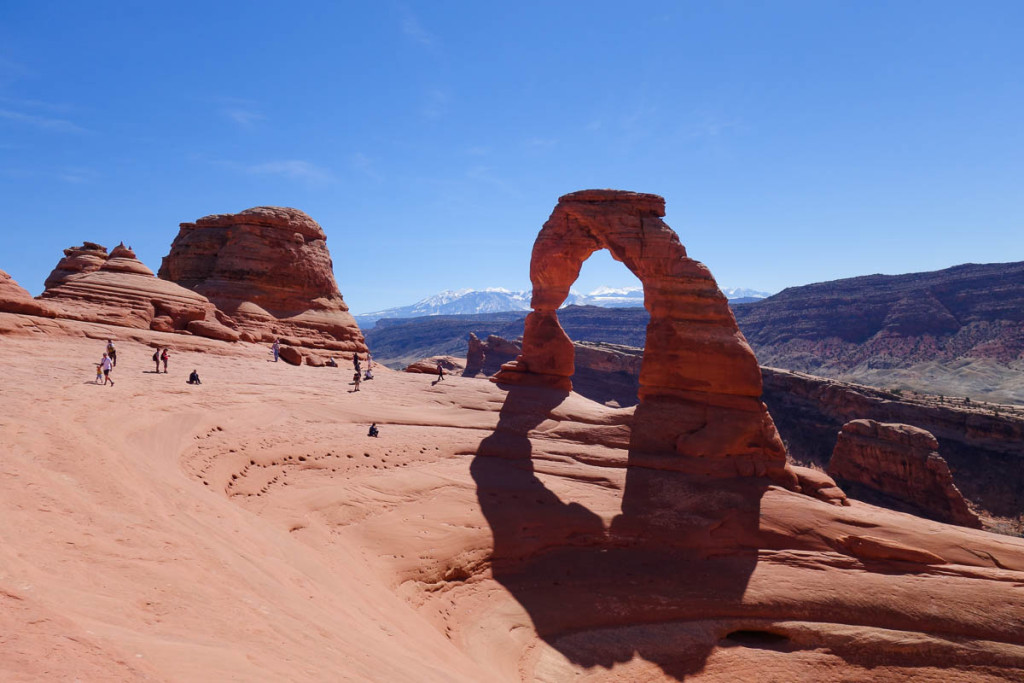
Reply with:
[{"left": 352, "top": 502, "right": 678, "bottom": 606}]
[
  {"left": 350, "top": 354, "right": 375, "bottom": 391},
  {"left": 153, "top": 347, "right": 170, "bottom": 373},
  {"left": 94, "top": 339, "right": 118, "bottom": 386}
]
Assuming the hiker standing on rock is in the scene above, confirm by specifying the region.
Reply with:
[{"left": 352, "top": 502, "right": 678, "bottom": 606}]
[
  {"left": 106, "top": 339, "right": 117, "bottom": 367},
  {"left": 161, "top": 348, "right": 170, "bottom": 374},
  {"left": 153, "top": 348, "right": 161, "bottom": 373},
  {"left": 272, "top": 339, "right": 280, "bottom": 362},
  {"left": 436, "top": 360, "right": 445, "bottom": 382},
  {"left": 352, "top": 370, "right": 362, "bottom": 392},
  {"left": 100, "top": 352, "right": 114, "bottom": 386}
]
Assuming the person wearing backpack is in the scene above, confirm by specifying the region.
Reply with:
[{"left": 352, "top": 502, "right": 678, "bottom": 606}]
[{"left": 153, "top": 348, "right": 161, "bottom": 373}]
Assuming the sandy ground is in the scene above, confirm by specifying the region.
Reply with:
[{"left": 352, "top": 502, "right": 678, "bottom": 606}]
[{"left": 2, "top": 315, "right": 1024, "bottom": 682}]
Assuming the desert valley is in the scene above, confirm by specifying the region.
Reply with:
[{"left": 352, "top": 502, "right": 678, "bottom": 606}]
[{"left": 2, "top": 190, "right": 1023, "bottom": 682}]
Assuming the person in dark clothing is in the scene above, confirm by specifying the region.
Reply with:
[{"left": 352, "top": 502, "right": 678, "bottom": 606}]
[
  {"left": 188, "top": 369, "right": 201, "bottom": 385},
  {"left": 368, "top": 423, "right": 379, "bottom": 438}
]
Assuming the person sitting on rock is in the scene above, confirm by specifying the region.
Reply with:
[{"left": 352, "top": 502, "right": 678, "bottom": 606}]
[
  {"left": 368, "top": 423, "right": 379, "bottom": 438},
  {"left": 188, "top": 369, "right": 201, "bottom": 385},
  {"left": 364, "top": 367, "right": 374, "bottom": 380},
  {"left": 326, "top": 357, "right": 338, "bottom": 367}
]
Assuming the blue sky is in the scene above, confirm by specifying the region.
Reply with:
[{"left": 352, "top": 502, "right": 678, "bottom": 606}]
[{"left": 2, "top": 1, "right": 1022, "bottom": 314}]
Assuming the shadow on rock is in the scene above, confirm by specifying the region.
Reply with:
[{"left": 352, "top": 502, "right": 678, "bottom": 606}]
[{"left": 472, "top": 385, "right": 766, "bottom": 680}]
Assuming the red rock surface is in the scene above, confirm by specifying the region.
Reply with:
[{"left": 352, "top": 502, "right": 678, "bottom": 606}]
[
  {"left": 404, "top": 355, "right": 466, "bottom": 375},
  {"left": 828, "top": 419, "right": 982, "bottom": 528},
  {"left": 158, "top": 206, "right": 366, "bottom": 356},
  {"left": 0, "top": 269, "right": 54, "bottom": 318},
  {"left": 2, "top": 307, "right": 1024, "bottom": 680},
  {"left": 38, "top": 242, "right": 239, "bottom": 338},
  {"left": 494, "top": 190, "right": 792, "bottom": 484}
]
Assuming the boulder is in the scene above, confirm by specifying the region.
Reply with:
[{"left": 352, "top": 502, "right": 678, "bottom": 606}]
[
  {"left": 493, "top": 190, "right": 791, "bottom": 484},
  {"left": 828, "top": 419, "right": 981, "bottom": 528},
  {"left": 158, "top": 207, "right": 367, "bottom": 354},
  {"left": 278, "top": 345, "right": 303, "bottom": 366}
]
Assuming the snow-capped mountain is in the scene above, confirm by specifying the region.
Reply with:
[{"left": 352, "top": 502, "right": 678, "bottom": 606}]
[{"left": 355, "top": 285, "right": 771, "bottom": 328}]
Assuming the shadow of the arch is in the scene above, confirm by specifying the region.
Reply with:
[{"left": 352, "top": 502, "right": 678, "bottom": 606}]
[{"left": 472, "top": 385, "right": 768, "bottom": 680}]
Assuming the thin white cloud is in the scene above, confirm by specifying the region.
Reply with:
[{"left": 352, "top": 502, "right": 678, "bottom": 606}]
[
  {"left": 351, "top": 152, "right": 382, "bottom": 182},
  {"left": 525, "top": 137, "right": 557, "bottom": 149},
  {"left": 400, "top": 9, "right": 436, "bottom": 47},
  {"left": 244, "top": 160, "right": 333, "bottom": 183},
  {"left": 222, "top": 107, "right": 265, "bottom": 128},
  {"left": 422, "top": 87, "right": 448, "bottom": 119},
  {"left": 0, "top": 108, "right": 86, "bottom": 133}
]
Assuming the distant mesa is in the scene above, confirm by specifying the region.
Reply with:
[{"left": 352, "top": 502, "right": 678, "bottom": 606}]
[
  {"left": 733, "top": 260, "right": 1024, "bottom": 382},
  {"left": 159, "top": 206, "right": 366, "bottom": 355}
]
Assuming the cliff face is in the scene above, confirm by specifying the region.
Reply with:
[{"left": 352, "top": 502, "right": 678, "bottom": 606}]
[
  {"left": 159, "top": 206, "right": 366, "bottom": 354},
  {"left": 828, "top": 419, "right": 981, "bottom": 528},
  {"left": 732, "top": 261, "right": 1024, "bottom": 402},
  {"left": 762, "top": 367, "right": 1024, "bottom": 520}
]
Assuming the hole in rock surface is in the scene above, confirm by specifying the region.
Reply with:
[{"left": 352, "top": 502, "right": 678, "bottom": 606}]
[{"left": 721, "top": 630, "right": 791, "bottom": 649}]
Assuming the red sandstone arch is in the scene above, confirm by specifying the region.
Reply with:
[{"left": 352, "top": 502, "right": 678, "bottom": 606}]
[{"left": 495, "top": 189, "right": 791, "bottom": 480}]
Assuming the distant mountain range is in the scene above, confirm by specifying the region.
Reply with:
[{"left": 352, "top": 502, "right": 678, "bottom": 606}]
[
  {"left": 363, "top": 261, "right": 1024, "bottom": 404},
  {"left": 354, "top": 286, "right": 770, "bottom": 328}
]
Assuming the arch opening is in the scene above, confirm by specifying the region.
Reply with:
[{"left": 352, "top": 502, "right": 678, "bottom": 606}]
[{"left": 494, "top": 189, "right": 792, "bottom": 482}]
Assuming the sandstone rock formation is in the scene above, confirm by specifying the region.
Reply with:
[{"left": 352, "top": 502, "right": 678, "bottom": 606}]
[
  {"left": 494, "top": 190, "right": 791, "bottom": 483},
  {"left": 762, "top": 367, "right": 1024, "bottom": 522},
  {"left": 159, "top": 207, "right": 366, "bottom": 356},
  {"left": 0, "top": 269, "right": 54, "bottom": 318},
  {"left": 404, "top": 355, "right": 465, "bottom": 375},
  {"left": 464, "top": 332, "right": 522, "bottom": 377},
  {"left": 828, "top": 419, "right": 982, "bottom": 528},
  {"left": 38, "top": 242, "right": 239, "bottom": 339}
]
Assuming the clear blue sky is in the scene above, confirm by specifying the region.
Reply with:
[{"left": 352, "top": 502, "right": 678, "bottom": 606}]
[{"left": 2, "top": 1, "right": 1022, "bottom": 314}]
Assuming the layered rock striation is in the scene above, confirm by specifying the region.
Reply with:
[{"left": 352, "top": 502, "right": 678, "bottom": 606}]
[
  {"left": 494, "top": 190, "right": 791, "bottom": 483},
  {"left": 732, "top": 261, "right": 1024, "bottom": 401},
  {"left": 38, "top": 243, "right": 239, "bottom": 339},
  {"left": 828, "top": 419, "right": 982, "bottom": 528},
  {"left": 159, "top": 207, "right": 366, "bottom": 354}
]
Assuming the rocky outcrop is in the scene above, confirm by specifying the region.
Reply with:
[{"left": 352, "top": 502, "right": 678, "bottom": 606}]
[
  {"left": 465, "top": 333, "right": 522, "bottom": 377},
  {"left": 38, "top": 242, "right": 238, "bottom": 339},
  {"left": 733, "top": 261, "right": 1024, "bottom": 401},
  {"left": 494, "top": 190, "right": 791, "bottom": 483},
  {"left": 828, "top": 420, "right": 981, "bottom": 528},
  {"left": 404, "top": 355, "right": 465, "bottom": 375},
  {"left": 762, "top": 367, "right": 1024, "bottom": 520},
  {"left": 0, "top": 269, "right": 55, "bottom": 318},
  {"left": 158, "top": 207, "right": 366, "bottom": 356}
]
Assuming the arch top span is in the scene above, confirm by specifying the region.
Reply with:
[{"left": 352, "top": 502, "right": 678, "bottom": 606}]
[{"left": 495, "top": 189, "right": 793, "bottom": 482}]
